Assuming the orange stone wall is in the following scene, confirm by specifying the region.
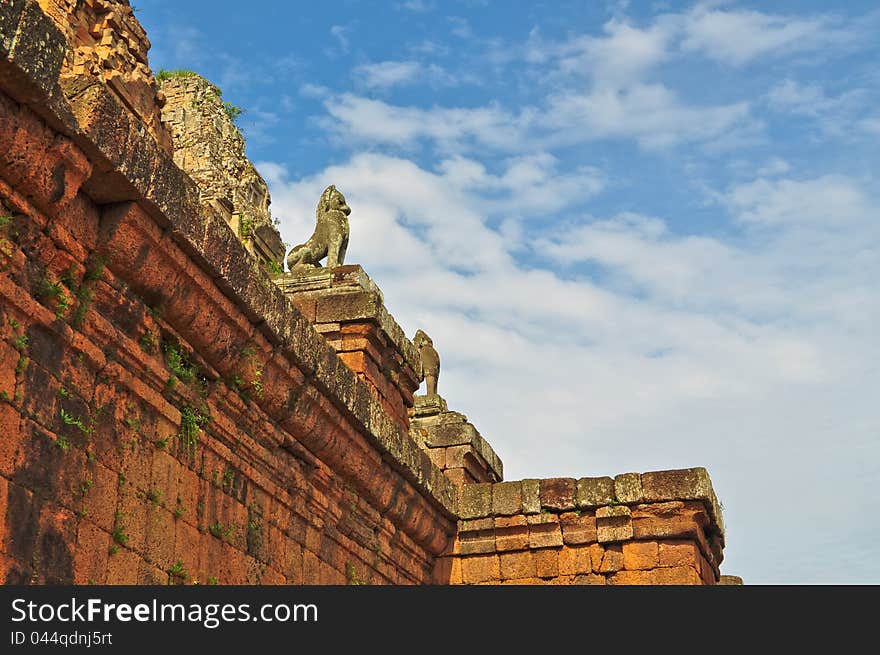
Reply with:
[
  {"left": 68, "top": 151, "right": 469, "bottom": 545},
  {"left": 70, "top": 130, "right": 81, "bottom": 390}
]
[
  {"left": 0, "top": 0, "right": 457, "bottom": 584},
  {"left": 433, "top": 474, "right": 724, "bottom": 585}
]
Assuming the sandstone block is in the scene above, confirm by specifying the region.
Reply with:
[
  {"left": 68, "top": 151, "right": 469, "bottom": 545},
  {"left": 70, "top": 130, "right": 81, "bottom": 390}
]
[
  {"left": 607, "top": 569, "right": 655, "bottom": 585},
  {"left": 458, "top": 483, "right": 492, "bottom": 519},
  {"left": 521, "top": 478, "right": 541, "bottom": 514},
  {"left": 559, "top": 512, "right": 597, "bottom": 545},
  {"left": 597, "top": 544, "right": 623, "bottom": 573},
  {"left": 658, "top": 540, "right": 700, "bottom": 568},
  {"left": 535, "top": 548, "right": 559, "bottom": 578},
  {"left": 491, "top": 481, "right": 522, "bottom": 516},
  {"left": 641, "top": 467, "right": 712, "bottom": 502},
  {"left": 653, "top": 566, "right": 702, "bottom": 585},
  {"left": 499, "top": 551, "right": 536, "bottom": 580},
  {"left": 622, "top": 540, "right": 659, "bottom": 570},
  {"left": 596, "top": 505, "right": 631, "bottom": 519},
  {"left": 576, "top": 477, "right": 615, "bottom": 508},
  {"left": 459, "top": 518, "right": 495, "bottom": 555},
  {"left": 494, "top": 515, "right": 529, "bottom": 552},
  {"left": 527, "top": 514, "right": 563, "bottom": 549},
  {"left": 461, "top": 554, "right": 500, "bottom": 584},
  {"left": 614, "top": 472, "right": 643, "bottom": 504},
  {"left": 539, "top": 477, "right": 576, "bottom": 511},
  {"left": 641, "top": 468, "right": 723, "bottom": 538},
  {"left": 558, "top": 546, "right": 592, "bottom": 576},
  {"left": 596, "top": 505, "right": 633, "bottom": 543},
  {"left": 73, "top": 521, "right": 109, "bottom": 584}
]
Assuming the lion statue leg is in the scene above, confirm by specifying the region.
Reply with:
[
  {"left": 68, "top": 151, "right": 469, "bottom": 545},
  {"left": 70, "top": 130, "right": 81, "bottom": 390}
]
[
  {"left": 286, "top": 239, "right": 318, "bottom": 270},
  {"left": 326, "top": 236, "right": 346, "bottom": 268}
]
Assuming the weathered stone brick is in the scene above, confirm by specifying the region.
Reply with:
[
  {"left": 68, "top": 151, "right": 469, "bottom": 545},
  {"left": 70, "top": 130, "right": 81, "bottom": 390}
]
[
  {"left": 302, "top": 549, "right": 321, "bottom": 583},
  {"left": 596, "top": 505, "right": 633, "bottom": 543},
  {"left": 173, "top": 519, "right": 201, "bottom": 584},
  {"left": 144, "top": 506, "right": 176, "bottom": 571},
  {"left": 622, "top": 540, "right": 659, "bottom": 570},
  {"left": 608, "top": 569, "right": 655, "bottom": 585},
  {"left": 491, "top": 481, "right": 522, "bottom": 516},
  {"left": 597, "top": 544, "right": 624, "bottom": 573},
  {"left": 461, "top": 553, "right": 500, "bottom": 584},
  {"left": 0, "top": 402, "right": 22, "bottom": 477},
  {"left": 501, "top": 577, "right": 547, "bottom": 585},
  {"left": 494, "top": 515, "right": 529, "bottom": 552},
  {"left": 521, "top": 478, "right": 541, "bottom": 514},
  {"left": 658, "top": 540, "right": 700, "bottom": 568},
  {"left": 539, "top": 477, "right": 576, "bottom": 511},
  {"left": 641, "top": 467, "right": 713, "bottom": 502},
  {"left": 631, "top": 513, "right": 701, "bottom": 541},
  {"left": 85, "top": 461, "right": 118, "bottom": 533},
  {"left": 459, "top": 483, "right": 492, "bottom": 519},
  {"left": 654, "top": 566, "right": 702, "bottom": 585},
  {"left": 73, "top": 521, "right": 108, "bottom": 584},
  {"left": 576, "top": 476, "right": 615, "bottom": 508},
  {"left": 105, "top": 548, "right": 140, "bottom": 584},
  {"left": 588, "top": 543, "right": 605, "bottom": 572},
  {"left": 499, "top": 551, "right": 536, "bottom": 580},
  {"left": 459, "top": 518, "right": 495, "bottom": 555},
  {"left": 558, "top": 546, "right": 592, "bottom": 576},
  {"left": 719, "top": 575, "right": 744, "bottom": 585},
  {"left": 535, "top": 548, "right": 559, "bottom": 578},
  {"left": 560, "top": 512, "right": 597, "bottom": 545},
  {"left": 614, "top": 472, "right": 643, "bottom": 504},
  {"left": 0, "top": 340, "right": 17, "bottom": 400},
  {"left": 527, "top": 514, "right": 563, "bottom": 549}
]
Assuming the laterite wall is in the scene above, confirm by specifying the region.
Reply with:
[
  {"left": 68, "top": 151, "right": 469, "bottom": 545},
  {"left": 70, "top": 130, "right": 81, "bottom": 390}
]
[{"left": 0, "top": 0, "right": 457, "bottom": 585}]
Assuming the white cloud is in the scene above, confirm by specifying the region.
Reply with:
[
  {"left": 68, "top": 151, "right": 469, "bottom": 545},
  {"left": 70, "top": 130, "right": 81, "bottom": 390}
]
[
  {"left": 328, "top": 25, "right": 352, "bottom": 56},
  {"left": 448, "top": 17, "right": 473, "bottom": 39},
  {"left": 860, "top": 116, "right": 880, "bottom": 135},
  {"left": 353, "top": 61, "right": 423, "bottom": 88},
  {"left": 766, "top": 79, "right": 865, "bottom": 118},
  {"left": 352, "top": 60, "right": 456, "bottom": 89},
  {"left": 755, "top": 157, "right": 791, "bottom": 177},
  {"left": 557, "top": 18, "right": 675, "bottom": 88},
  {"left": 398, "top": 0, "right": 435, "bottom": 11},
  {"left": 544, "top": 83, "right": 749, "bottom": 149},
  {"left": 318, "top": 93, "right": 535, "bottom": 152},
  {"left": 680, "top": 4, "right": 841, "bottom": 66},
  {"left": 725, "top": 175, "right": 874, "bottom": 226}
]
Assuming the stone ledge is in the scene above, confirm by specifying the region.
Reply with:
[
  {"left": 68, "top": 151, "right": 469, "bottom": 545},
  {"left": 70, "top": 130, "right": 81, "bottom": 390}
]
[
  {"left": 274, "top": 265, "right": 420, "bottom": 375},
  {"left": 447, "top": 468, "right": 724, "bottom": 545},
  {"left": 409, "top": 395, "right": 504, "bottom": 483}
]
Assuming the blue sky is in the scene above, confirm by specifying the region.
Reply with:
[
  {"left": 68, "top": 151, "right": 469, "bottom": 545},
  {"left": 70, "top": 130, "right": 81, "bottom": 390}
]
[{"left": 138, "top": 1, "right": 879, "bottom": 584}]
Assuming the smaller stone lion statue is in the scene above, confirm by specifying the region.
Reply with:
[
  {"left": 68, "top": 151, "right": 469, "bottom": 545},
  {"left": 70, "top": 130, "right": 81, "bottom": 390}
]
[
  {"left": 413, "top": 329, "right": 440, "bottom": 397},
  {"left": 286, "top": 184, "right": 351, "bottom": 270}
]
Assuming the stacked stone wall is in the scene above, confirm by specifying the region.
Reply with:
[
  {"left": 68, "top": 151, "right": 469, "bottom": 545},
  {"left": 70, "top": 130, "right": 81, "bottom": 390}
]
[
  {"left": 433, "top": 471, "right": 724, "bottom": 585},
  {"left": 0, "top": 0, "right": 456, "bottom": 585}
]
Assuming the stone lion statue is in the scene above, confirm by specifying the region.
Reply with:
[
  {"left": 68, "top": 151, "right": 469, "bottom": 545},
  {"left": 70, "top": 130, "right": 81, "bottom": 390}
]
[
  {"left": 285, "top": 184, "right": 351, "bottom": 270},
  {"left": 413, "top": 329, "right": 440, "bottom": 396}
]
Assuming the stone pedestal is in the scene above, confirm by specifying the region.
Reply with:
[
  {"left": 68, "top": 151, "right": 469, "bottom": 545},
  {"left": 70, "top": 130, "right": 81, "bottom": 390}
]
[
  {"left": 275, "top": 265, "right": 421, "bottom": 431},
  {"left": 410, "top": 394, "right": 503, "bottom": 485}
]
